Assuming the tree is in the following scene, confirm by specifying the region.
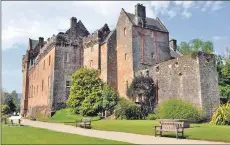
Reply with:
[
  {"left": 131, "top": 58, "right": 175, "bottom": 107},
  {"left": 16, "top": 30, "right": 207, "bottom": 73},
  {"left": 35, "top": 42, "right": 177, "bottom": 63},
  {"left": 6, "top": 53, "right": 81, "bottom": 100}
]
[
  {"left": 102, "top": 85, "right": 119, "bottom": 115},
  {"left": 219, "top": 58, "right": 230, "bottom": 100},
  {"left": 2, "top": 90, "right": 20, "bottom": 114},
  {"left": 127, "top": 76, "right": 156, "bottom": 116},
  {"left": 177, "top": 39, "right": 214, "bottom": 55},
  {"left": 11, "top": 90, "right": 20, "bottom": 112},
  {"left": 66, "top": 68, "right": 118, "bottom": 116}
]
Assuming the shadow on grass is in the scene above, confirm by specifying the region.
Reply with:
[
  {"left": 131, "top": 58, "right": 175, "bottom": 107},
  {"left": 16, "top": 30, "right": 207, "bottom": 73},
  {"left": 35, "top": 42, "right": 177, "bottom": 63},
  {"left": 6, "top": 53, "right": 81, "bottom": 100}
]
[{"left": 159, "top": 134, "right": 189, "bottom": 139}]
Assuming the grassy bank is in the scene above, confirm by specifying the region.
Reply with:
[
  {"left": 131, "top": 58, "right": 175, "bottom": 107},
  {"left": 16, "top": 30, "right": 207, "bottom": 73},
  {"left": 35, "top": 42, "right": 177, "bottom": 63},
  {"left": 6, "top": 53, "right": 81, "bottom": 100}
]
[{"left": 1, "top": 124, "right": 128, "bottom": 144}]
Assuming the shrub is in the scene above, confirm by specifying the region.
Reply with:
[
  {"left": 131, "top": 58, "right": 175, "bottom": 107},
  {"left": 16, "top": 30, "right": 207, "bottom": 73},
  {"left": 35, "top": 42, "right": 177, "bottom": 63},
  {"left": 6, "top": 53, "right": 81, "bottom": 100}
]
[
  {"left": 66, "top": 68, "right": 104, "bottom": 116},
  {"left": 1, "top": 105, "right": 10, "bottom": 115},
  {"left": 210, "top": 102, "right": 230, "bottom": 125},
  {"left": 146, "top": 113, "right": 159, "bottom": 120},
  {"left": 66, "top": 68, "right": 118, "bottom": 116},
  {"left": 156, "top": 99, "right": 204, "bottom": 123},
  {"left": 115, "top": 98, "right": 142, "bottom": 120}
]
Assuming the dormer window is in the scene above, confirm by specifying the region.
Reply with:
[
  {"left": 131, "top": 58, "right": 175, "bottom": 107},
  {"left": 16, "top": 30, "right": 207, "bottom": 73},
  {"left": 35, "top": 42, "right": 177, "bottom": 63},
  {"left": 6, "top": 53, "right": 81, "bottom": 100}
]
[{"left": 124, "top": 27, "right": 126, "bottom": 36}]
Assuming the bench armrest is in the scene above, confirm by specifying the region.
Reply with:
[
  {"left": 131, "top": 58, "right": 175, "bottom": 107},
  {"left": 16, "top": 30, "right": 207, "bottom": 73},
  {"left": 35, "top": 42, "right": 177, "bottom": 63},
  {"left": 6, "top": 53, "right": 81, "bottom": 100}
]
[{"left": 154, "top": 126, "right": 161, "bottom": 129}]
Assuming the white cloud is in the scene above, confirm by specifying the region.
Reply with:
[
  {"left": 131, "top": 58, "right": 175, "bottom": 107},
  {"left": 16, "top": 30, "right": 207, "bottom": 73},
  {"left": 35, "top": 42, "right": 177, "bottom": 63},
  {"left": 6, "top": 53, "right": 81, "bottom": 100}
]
[
  {"left": 173, "top": 1, "right": 194, "bottom": 9},
  {"left": 211, "top": 1, "right": 223, "bottom": 11},
  {"left": 201, "top": 1, "right": 223, "bottom": 12},
  {"left": 212, "top": 36, "right": 228, "bottom": 41},
  {"left": 182, "top": 11, "right": 192, "bottom": 19},
  {"left": 2, "top": 1, "right": 225, "bottom": 50}
]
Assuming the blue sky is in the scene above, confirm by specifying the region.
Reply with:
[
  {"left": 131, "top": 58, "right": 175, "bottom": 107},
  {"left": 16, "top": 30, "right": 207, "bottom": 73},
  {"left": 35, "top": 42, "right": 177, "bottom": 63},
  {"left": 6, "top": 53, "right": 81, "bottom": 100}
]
[{"left": 2, "top": 1, "right": 230, "bottom": 93}]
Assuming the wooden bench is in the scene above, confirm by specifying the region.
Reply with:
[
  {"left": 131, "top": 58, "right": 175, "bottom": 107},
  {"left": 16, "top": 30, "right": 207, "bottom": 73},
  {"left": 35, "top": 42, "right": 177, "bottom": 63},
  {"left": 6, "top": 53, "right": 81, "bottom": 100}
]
[
  {"left": 76, "top": 117, "right": 91, "bottom": 129},
  {"left": 154, "top": 121, "right": 184, "bottom": 139},
  {"left": 8, "top": 115, "right": 22, "bottom": 126}
]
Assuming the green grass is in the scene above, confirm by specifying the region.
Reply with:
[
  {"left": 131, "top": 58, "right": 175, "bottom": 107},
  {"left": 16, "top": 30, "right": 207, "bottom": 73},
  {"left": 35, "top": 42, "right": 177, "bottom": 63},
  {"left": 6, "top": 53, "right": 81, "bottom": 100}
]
[
  {"left": 37, "top": 108, "right": 100, "bottom": 123},
  {"left": 1, "top": 124, "right": 129, "bottom": 144},
  {"left": 91, "top": 120, "right": 230, "bottom": 142},
  {"left": 35, "top": 109, "right": 230, "bottom": 142}
]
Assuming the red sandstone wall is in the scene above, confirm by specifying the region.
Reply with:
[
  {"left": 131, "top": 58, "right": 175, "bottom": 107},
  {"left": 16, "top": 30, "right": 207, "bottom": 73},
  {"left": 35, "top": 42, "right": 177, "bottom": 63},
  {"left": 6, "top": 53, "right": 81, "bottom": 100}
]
[
  {"left": 116, "top": 10, "right": 134, "bottom": 98},
  {"left": 83, "top": 44, "right": 100, "bottom": 69},
  {"left": 27, "top": 47, "right": 55, "bottom": 115}
]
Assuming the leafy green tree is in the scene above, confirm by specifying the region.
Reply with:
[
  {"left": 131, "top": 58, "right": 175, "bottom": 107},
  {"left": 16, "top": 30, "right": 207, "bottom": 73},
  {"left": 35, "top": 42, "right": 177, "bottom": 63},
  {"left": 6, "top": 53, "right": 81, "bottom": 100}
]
[
  {"left": 127, "top": 76, "right": 155, "bottom": 116},
  {"left": 2, "top": 91, "right": 16, "bottom": 113},
  {"left": 66, "top": 68, "right": 118, "bottom": 116},
  {"left": 11, "top": 90, "right": 20, "bottom": 112},
  {"left": 177, "top": 39, "right": 214, "bottom": 55},
  {"left": 219, "top": 58, "right": 230, "bottom": 100},
  {"left": 102, "top": 85, "right": 119, "bottom": 112}
]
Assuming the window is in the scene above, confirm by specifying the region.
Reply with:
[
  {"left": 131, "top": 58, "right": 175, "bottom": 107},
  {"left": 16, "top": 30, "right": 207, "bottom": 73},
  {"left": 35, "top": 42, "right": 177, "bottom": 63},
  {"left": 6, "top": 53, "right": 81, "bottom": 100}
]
[
  {"left": 90, "top": 60, "right": 93, "bottom": 67},
  {"left": 126, "top": 80, "right": 128, "bottom": 89},
  {"left": 48, "top": 76, "right": 51, "bottom": 88},
  {"left": 91, "top": 47, "right": 94, "bottom": 52},
  {"left": 151, "top": 52, "right": 155, "bottom": 59},
  {"left": 124, "top": 27, "right": 126, "bottom": 36},
  {"left": 42, "top": 80, "right": 44, "bottom": 91},
  {"left": 49, "top": 55, "right": 51, "bottom": 66},
  {"left": 64, "top": 52, "right": 68, "bottom": 62},
  {"left": 146, "top": 70, "right": 149, "bottom": 77},
  {"left": 151, "top": 31, "right": 154, "bottom": 38},
  {"left": 43, "top": 60, "right": 45, "bottom": 70},
  {"left": 31, "top": 86, "right": 33, "bottom": 97},
  {"left": 125, "top": 53, "right": 127, "bottom": 60},
  {"left": 66, "top": 81, "right": 71, "bottom": 88}
]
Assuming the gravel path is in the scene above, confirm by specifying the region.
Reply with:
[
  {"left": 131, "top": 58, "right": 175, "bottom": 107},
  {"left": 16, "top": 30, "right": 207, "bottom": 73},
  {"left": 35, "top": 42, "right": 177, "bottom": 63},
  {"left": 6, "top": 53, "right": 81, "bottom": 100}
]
[{"left": 21, "top": 119, "right": 227, "bottom": 144}]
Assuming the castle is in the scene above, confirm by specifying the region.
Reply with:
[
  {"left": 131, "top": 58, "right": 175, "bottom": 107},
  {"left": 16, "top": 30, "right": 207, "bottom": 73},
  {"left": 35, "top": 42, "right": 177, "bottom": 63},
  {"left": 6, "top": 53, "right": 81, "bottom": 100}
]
[{"left": 21, "top": 4, "right": 220, "bottom": 118}]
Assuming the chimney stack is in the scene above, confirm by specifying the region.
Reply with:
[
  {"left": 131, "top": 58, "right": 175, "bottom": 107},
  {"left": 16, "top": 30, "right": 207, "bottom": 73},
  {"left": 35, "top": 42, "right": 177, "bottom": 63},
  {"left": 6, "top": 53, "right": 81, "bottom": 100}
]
[
  {"left": 70, "top": 17, "right": 77, "bottom": 28},
  {"left": 135, "top": 3, "right": 146, "bottom": 27},
  {"left": 169, "top": 39, "right": 177, "bottom": 51},
  {"left": 39, "top": 37, "right": 44, "bottom": 48}
]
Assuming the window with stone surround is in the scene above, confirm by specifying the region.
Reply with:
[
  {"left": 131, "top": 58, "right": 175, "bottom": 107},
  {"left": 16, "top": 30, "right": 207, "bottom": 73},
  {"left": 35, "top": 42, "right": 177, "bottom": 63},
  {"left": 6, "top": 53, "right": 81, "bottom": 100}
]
[
  {"left": 43, "top": 60, "right": 45, "bottom": 70},
  {"left": 42, "top": 80, "right": 44, "bottom": 91},
  {"left": 90, "top": 60, "right": 93, "bottom": 67},
  {"left": 66, "top": 81, "right": 71, "bottom": 88},
  {"left": 124, "top": 27, "right": 126, "bottom": 36},
  {"left": 66, "top": 81, "right": 71, "bottom": 99},
  {"left": 49, "top": 55, "right": 51, "bottom": 66},
  {"left": 48, "top": 76, "right": 51, "bottom": 89},
  {"left": 64, "top": 52, "right": 68, "bottom": 62},
  {"left": 125, "top": 53, "right": 127, "bottom": 60}
]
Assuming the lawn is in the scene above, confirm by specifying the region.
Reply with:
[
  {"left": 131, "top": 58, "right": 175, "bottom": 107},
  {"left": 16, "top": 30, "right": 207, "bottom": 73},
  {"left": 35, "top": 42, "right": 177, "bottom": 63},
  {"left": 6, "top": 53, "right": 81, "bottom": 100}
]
[
  {"left": 1, "top": 124, "right": 129, "bottom": 144},
  {"left": 35, "top": 109, "right": 230, "bottom": 143},
  {"left": 37, "top": 108, "right": 100, "bottom": 123},
  {"left": 92, "top": 120, "right": 230, "bottom": 142}
]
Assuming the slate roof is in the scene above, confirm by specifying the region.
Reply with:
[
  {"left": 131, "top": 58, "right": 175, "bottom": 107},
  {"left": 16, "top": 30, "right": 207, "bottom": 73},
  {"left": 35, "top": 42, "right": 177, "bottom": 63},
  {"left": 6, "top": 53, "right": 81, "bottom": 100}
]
[
  {"left": 102, "top": 29, "right": 116, "bottom": 44},
  {"left": 125, "top": 12, "right": 168, "bottom": 32},
  {"left": 170, "top": 48, "right": 183, "bottom": 58},
  {"left": 30, "top": 39, "right": 39, "bottom": 49}
]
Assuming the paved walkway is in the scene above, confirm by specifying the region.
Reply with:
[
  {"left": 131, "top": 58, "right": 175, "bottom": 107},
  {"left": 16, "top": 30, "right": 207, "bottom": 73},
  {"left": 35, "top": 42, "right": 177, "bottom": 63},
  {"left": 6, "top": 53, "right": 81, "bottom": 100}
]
[{"left": 21, "top": 119, "right": 227, "bottom": 144}]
